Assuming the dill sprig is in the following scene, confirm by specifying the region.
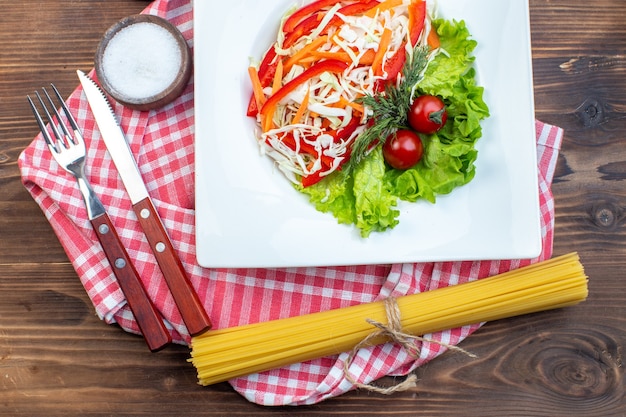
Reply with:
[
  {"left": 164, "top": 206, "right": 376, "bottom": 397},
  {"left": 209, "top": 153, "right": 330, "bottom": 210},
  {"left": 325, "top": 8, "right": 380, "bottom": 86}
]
[{"left": 344, "top": 46, "right": 430, "bottom": 175}]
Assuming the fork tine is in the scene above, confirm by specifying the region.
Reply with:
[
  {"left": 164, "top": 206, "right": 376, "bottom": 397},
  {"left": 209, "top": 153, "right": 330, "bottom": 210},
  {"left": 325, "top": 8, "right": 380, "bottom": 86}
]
[
  {"left": 50, "top": 84, "right": 82, "bottom": 137},
  {"left": 33, "top": 90, "right": 66, "bottom": 150},
  {"left": 27, "top": 94, "right": 57, "bottom": 151},
  {"left": 41, "top": 87, "right": 75, "bottom": 146}
]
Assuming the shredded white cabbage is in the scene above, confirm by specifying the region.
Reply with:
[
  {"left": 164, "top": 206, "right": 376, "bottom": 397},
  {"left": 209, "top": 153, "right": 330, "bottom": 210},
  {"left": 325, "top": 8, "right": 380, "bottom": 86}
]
[{"left": 253, "top": 0, "right": 436, "bottom": 185}]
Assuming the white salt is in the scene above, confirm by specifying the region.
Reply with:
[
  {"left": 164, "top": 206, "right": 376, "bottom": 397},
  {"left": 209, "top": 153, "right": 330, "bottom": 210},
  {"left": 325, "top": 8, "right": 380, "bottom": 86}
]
[{"left": 102, "top": 21, "right": 182, "bottom": 99}]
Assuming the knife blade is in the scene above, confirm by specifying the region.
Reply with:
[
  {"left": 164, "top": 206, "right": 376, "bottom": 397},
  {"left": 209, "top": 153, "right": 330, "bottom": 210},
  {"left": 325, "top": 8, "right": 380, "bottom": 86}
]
[{"left": 77, "top": 70, "right": 211, "bottom": 337}]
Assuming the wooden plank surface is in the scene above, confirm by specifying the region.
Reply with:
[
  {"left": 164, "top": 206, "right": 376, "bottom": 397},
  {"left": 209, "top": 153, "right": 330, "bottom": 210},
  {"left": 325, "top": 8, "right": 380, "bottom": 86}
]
[{"left": 1, "top": 0, "right": 625, "bottom": 415}]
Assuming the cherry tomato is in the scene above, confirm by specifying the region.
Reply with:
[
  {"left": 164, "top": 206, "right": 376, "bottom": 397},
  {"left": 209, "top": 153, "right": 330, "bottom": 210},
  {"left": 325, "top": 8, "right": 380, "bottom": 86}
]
[
  {"left": 382, "top": 129, "right": 423, "bottom": 170},
  {"left": 408, "top": 95, "right": 448, "bottom": 134}
]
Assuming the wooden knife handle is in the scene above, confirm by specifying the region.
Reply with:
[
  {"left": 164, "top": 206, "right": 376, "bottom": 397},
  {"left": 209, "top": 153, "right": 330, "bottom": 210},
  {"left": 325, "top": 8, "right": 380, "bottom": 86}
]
[
  {"left": 91, "top": 213, "right": 172, "bottom": 351},
  {"left": 132, "top": 197, "right": 212, "bottom": 336}
]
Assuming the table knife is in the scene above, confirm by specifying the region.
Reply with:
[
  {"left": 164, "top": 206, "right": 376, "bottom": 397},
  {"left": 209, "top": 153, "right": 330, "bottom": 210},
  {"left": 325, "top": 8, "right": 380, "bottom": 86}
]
[{"left": 77, "top": 70, "right": 212, "bottom": 337}]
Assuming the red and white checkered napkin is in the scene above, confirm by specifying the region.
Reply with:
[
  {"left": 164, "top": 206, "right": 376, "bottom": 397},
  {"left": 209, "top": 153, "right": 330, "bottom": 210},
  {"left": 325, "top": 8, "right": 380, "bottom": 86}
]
[{"left": 18, "top": 0, "right": 563, "bottom": 407}]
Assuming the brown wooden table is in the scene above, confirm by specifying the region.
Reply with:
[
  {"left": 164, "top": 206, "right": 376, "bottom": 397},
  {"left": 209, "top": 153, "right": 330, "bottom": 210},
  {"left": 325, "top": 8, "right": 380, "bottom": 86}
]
[{"left": 1, "top": 1, "right": 624, "bottom": 415}]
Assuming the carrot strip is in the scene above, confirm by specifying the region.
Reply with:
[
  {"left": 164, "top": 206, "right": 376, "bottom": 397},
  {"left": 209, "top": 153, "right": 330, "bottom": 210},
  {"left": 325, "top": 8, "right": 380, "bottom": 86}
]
[
  {"left": 297, "top": 56, "right": 320, "bottom": 65},
  {"left": 248, "top": 66, "right": 266, "bottom": 111},
  {"left": 260, "top": 60, "right": 348, "bottom": 133},
  {"left": 309, "top": 49, "right": 376, "bottom": 66},
  {"left": 327, "top": 35, "right": 377, "bottom": 65},
  {"left": 364, "top": 0, "right": 403, "bottom": 18},
  {"left": 308, "top": 51, "right": 354, "bottom": 64},
  {"left": 427, "top": 26, "right": 441, "bottom": 49},
  {"left": 272, "top": 59, "right": 284, "bottom": 94},
  {"left": 283, "top": 36, "right": 328, "bottom": 72},
  {"left": 262, "top": 113, "right": 274, "bottom": 133},
  {"left": 372, "top": 27, "right": 392, "bottom": 76},
  {"left": 247, "top": 47, "right": 279, "bottom": 117},
  {"left": 338, "top": 96, "right": 365, "bottom": 115},
  {"left": 358, "top": 49, "right": 376, "bottom": 66},
  {"left": 291, "top": 88, "right": 311, "bottom": 125}
]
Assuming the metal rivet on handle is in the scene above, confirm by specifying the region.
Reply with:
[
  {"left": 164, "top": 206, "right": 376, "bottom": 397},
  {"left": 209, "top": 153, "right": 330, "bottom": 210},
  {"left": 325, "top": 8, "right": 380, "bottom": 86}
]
[
  {"left": 155, "top": 242, "right": 166, "bottom": 253},
  {"left": 99, "top": 224, "right": 110, "bottom": 234},
  {"left": 115, "top": 258, "right": 126, "bottom": 269},
  {"left": 140, "top": 208, "right": 150, "bottom": 219}
]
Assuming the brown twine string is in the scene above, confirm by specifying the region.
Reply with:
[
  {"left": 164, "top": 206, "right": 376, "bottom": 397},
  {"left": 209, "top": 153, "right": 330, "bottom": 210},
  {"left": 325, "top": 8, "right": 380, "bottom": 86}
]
[{"left": 343, "top": 296, "right": 477, "bottom": 394}]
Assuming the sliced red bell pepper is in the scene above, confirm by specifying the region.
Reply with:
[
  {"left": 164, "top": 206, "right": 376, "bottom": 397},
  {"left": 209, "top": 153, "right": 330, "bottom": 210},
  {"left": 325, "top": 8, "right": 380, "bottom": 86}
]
[
  {"left": 407, "top": 0, "right": 426, "bottom": 46},
  {"left": 300, "top": 140, "right": 353, "bottom": 187},
  {"left": 328, "top": 116, "right": 361, "bottom": 142},
  {"left": 247, "top": 47, "right": 280, "bottom": 117},
  {"left": 342, "top": 0, "right": 381, "bottom": 15},
  {"left": 283, "top": 0, "right": 346, "bottom": 34},
  {"left": 258, "top": 48, "right": 280, "bottom": 87},
  {"left": 283, "top": 12, "right": 325, "bottom": 48},
  {"left": 284, "top": 0, "right": 381, "bottom": 48},
  {"left": 301, "top": 170, "right": 326, "bottom": 187},
  {"left": 269, "top": 133, "right": 336, "bottom": 168},
  {"left": 288, "top": 114, "right": 361, "bottom": 188},
  {"left": 326, "top": 0, "right": 381, "bottom": 28},
  {"left": 260, "top": 59, "right": 348, "bottom": 118},
  {"left": 299, "top": 116, "right": 362, "bottom": 187},
  {"left": 247, "top": 98, "right": 258, "bottom": 118},
  {"left": 373, "top": 41, "right": 408, "bottom": 92},
  {"left": 374, "top": 0, "right": 426, "bottom": 87},
  {"left": 278, "top": 135, "right": 332, "bottom": 189}
]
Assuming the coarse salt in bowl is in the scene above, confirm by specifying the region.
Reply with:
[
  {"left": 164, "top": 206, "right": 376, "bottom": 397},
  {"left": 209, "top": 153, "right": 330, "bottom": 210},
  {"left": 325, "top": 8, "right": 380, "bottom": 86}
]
[{"left": 94, "top": 14, "right": 191, "bottom": 111}]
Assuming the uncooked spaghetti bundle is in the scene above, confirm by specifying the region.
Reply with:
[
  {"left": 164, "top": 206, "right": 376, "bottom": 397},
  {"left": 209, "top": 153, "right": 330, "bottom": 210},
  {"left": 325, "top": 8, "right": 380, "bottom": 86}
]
[{"left": 190, "top": 253, "right": 588, "bottom": 385}]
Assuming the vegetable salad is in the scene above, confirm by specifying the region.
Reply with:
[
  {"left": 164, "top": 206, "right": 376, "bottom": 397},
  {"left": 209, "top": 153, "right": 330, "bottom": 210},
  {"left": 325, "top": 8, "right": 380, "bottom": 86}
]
[{"left": 247, "top": 0, "right": 489, "bottom": 236}]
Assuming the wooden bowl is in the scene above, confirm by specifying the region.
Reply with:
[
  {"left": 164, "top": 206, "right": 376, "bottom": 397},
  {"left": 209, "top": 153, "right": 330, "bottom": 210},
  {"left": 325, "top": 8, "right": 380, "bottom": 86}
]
[{"left": 94, "top": 14, "right": 191, "bottom": 111}]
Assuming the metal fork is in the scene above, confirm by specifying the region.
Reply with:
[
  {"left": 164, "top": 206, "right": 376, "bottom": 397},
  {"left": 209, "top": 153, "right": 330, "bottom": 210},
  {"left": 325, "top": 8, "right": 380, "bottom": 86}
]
[{"left": 27, "top": 85, "right": 172, "bottom": 352}]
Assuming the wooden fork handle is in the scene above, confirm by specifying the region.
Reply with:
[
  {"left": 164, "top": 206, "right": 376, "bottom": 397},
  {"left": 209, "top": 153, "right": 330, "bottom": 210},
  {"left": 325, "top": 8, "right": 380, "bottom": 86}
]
[
  {"left": 91, "top": 212, "right": 172, "bottom": 352},
  {"left": 132, "top": 197, "right": 212, "bottom": 337}
]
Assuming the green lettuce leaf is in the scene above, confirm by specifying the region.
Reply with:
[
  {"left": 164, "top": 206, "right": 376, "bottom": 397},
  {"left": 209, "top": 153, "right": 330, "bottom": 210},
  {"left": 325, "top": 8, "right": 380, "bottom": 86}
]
[
  {"left": 352, "top": 147, "right": 399, "bottom": 236},
  {"left": 418, "top": 19, "right": 477, "bottom": 99},
  {"left": 389, "top": 19, "right": 489, "bottom": 204},
  {"left": 298, "top": 18, "right": 489, "bottom": 236},
  {"left": 298, "top": 147, "right": 399, "bottom": 237},
  {"left": 296, "top": 170, "right": 356, "bottom": 226}
]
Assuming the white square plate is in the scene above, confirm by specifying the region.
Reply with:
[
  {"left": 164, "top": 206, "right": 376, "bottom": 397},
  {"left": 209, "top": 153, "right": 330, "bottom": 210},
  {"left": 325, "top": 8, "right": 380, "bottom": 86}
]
[{"left": 194, "top": 0, "right": 540, "bottom": 268}]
